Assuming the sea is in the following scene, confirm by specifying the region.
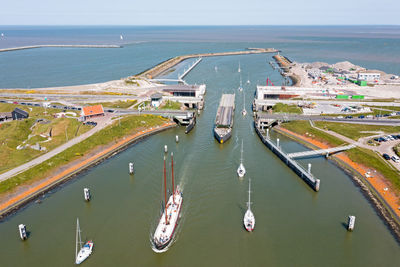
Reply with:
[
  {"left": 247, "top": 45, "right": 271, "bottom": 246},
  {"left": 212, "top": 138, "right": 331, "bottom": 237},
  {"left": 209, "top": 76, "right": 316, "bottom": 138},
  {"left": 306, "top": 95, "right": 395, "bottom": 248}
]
[{"left": 0, "top": 26, "right": 399, "bottom": 266}]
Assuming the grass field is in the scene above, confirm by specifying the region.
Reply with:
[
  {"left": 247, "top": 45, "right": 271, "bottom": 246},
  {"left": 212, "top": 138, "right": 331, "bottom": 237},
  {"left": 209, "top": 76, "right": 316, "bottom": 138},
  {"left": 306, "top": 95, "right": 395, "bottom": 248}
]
[
  {"left": 87, "top": 100, "right": 137, "bottom": 109},
  {"left": 314, "top": 121, "right": 400, "bottom": 140},
  {"left": 281, "top": 121, "right": 346, "bottom": 146},
  {"left": 0, "top": 115, "right": 167, "bottom": 194},
  {"left": 272, "top": 103, "right": 302, "bottom": 114},
  {"left": 161, "top": 100, "right": 182, "bottom": 110},
  {"left": 0, "top": 103, "right": 91, "bottom": 174}
]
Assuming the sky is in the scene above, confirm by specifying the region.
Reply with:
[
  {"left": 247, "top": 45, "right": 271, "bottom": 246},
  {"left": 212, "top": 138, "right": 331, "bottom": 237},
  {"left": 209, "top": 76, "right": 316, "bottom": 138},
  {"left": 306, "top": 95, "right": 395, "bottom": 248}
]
[{"left": 0, "top": 0, "right": 399, "bottom": 25}]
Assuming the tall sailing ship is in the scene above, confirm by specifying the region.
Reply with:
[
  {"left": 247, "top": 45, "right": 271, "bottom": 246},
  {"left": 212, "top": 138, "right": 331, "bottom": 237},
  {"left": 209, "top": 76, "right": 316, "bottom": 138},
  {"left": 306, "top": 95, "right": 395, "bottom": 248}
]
[
  {"left": 214, "top": 94, "right": 235, "bottom": 144},
  {"left": 153, "top": 153, "right": 183, "bottom": 251}
]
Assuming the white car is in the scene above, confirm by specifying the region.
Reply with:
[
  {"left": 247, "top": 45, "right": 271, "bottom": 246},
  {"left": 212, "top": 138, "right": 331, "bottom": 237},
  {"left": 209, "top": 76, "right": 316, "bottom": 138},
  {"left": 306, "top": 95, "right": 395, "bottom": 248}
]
[{"left": 392, "top": 155, "right": 400, "bottom": 163}]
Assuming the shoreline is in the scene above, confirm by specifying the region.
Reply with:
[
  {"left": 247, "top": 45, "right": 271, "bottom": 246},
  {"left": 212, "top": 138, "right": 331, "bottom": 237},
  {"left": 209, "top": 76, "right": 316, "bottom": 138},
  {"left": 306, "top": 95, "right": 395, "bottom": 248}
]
[
  {"left": 0, "top": 121, "right": 176, "bottom": 219},
  {"left": 274, "top": 126, "right": 400, "bottom": 243},
  {"left": 0, "top": 44, "right": 122, "bottom": 53}
]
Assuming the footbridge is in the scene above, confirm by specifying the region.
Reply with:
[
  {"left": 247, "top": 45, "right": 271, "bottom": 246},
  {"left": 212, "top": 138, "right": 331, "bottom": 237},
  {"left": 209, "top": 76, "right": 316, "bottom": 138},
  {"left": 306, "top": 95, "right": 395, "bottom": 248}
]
[{"left": 287, "top": 144, "right": 356, "bottom": 159}]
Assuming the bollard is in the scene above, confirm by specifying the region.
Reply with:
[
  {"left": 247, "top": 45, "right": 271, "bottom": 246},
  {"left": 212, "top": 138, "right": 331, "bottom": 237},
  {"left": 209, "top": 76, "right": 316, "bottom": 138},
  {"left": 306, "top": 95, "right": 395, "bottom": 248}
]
[
  {"left": 164, "top": 145, "right": 168, "bottom": 153},
  {"left": 315, "top": 179, "right": 320, "bottom": 191},
  {"left": 277, "top": 138, "right": 280, "bottom": 148},
  {"left": 308, "top": 163, "right": 312, "bottom": 174}
]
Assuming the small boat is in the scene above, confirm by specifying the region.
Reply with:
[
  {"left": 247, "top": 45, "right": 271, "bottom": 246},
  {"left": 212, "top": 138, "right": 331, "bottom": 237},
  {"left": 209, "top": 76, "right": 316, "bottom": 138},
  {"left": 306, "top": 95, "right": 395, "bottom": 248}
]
[
  {"left": 215, "top": 66, "right": 218, "bottom": 72},
  {"left": 83, "top": 188, "right": 91, "bottom": 201},
  {"left": 18, "top": 224, "right": 27, "bottom": 240},
  {"left": 164, "top": 145, "right": 168, "bottom": 153},
  {"left": 246, "top": 73, "right": 250, "bottom": 84},
  {"left": 129, "top": 162, "right": 134, "bottom": 174},
  {"left": 175, "top": 135, "right": 179, "bottom": 143},
  {"left": 238, "top": 76, "right": 243, "bottom": 92},
  {"left": 75, "top": 218, "right": 93, "bottom": 265},
  {"left": 243, "top": 178, "right": 255, "bottom": 232},
  {"left": 237, "top": 140, "right": 246, "bottom": 178},
  {"left": 120, "top": 35, "right": 124, "bottom": 40},
  {"left": 153, "top": 153, "right": 183, "bottom": 251},
  {"left": 238, "top": 62, "right": 241, "bottom": 73},
  {"left": 1, "top": 33, "right": 4, "bottom": 38},
  {"left": 242, "top": 93, "right": 247, "bottom": 116}
]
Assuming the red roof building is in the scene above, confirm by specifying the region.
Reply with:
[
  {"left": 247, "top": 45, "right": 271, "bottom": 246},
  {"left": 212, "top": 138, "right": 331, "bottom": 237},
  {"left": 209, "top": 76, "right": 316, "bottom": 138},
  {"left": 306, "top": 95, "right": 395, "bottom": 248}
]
[{"left": 82, "top": 105, "right": 104, "bottom": 120}]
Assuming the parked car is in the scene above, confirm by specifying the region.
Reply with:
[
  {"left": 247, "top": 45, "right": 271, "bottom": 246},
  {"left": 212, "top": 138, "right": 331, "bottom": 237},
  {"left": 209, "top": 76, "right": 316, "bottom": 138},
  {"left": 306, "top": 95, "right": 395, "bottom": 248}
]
[
  {"left": 383, "top": 114, "right": 390, "bottom": 117},
  {"left": 392, "top": 155, "right": 400, "bottom": 163},
  {"left": 383, "top": 153, "right": 391, "bottom": 160},
  {"left": 366, "top": 115, "right": 373, "bottom": 118},
  {"left": 345, "top": 116, "right": 353, "bottom": 119},
  {"left": 337, "top": 116, "right": 343, "bottom": 119},
  {"left": 392, "top": 135, "right": 398, "bottom": 140},
  {"left": 358, "top": 115, "right": 365, "bottom": 119}
]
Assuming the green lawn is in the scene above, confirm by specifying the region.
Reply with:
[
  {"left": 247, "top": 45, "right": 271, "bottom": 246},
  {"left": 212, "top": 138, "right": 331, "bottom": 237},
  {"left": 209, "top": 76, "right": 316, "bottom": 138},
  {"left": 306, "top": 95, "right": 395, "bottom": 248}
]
[
  {"left": 0, "top": 115, "right": 168, "bottom": 194},
  {"left": 281, "top": 121, "right": 346, "bottom": 146},
  {"left": 87, "top": 100, "right": 137, "bottom": 109},
  {"left": 0, "top": 103, "right": 91, "bottom": 174},
  {"left": 161, "top": 100, "right": 182, "bottom": 110},
  {"left": 272, "top": 103, "right": 302, "bottom": 114},
  {"left": 314, "top": 121, "right": 400, "bottom": 140}
]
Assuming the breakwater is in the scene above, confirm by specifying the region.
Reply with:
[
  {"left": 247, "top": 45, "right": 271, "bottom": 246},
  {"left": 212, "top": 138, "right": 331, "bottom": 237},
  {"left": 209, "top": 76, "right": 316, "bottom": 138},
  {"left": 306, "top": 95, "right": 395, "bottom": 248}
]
[
  {"left": 255, "top": 124, "right": 320, "bottom": 191},
  {"left": 0, "top": 122, "right": 176, "bottom": 219},
  {"left": 272, "top": 54, "right": 300, "bottom": 86},
  {"left": 138, "top": 48, "right": 279, "bottom": 79},
  {"left": 0, "top": 44, "right": 122, "bottom": 53}
]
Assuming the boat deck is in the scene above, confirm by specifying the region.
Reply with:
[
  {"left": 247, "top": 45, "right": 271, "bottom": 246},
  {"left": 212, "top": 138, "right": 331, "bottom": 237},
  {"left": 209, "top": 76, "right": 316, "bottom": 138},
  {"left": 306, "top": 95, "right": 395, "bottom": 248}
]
[{"left": 215, "top": 94, "right": 235, "bottom": 127}]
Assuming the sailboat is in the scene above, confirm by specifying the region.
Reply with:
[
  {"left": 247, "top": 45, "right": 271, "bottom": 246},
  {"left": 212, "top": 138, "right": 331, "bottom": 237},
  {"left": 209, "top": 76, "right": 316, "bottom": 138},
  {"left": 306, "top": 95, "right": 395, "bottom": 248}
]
[
  {"left": 215, "top": 66, "right": 218, "bottom": 72},
  {"left": 243, "top": 178, "right": 255, "bottom": 232},
  {"left": 242, "top": 93, "right": 247, "bottom": 116},
  {"left": 237, "top": 140, "right": 246, "bottom": 178},
  {"left": 75, "top": 218, "right": 93, "bottom": 265},
  {"left": 246, "top": 73, "right": 250, "bottom": 84},
  {"left": 153, "top": 153, "right": 183, "bottom": 251},
  {"left": 238, "top": 62, "right": 241, "bottom": 73},
  {"left": 238, "top": 76, "right": 243, "bottom": 92},
  {"left": 120, "top": 35, "right": 124, "bottom": 40}
]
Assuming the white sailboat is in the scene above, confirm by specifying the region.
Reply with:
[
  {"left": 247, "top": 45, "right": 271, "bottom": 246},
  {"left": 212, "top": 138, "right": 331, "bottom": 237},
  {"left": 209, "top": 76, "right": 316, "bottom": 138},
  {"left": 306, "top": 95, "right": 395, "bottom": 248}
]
[
  {"left": 237, "top": 140, "right": 246, "bottom": 178},
  {"left": 242, "top": 93, "right": 247, "bottom": 116},
  {"left": 243, "top": 178, "right": 255, "bottom": 232},
  {"left": 246, "top": 73, "right": 250, "bottom": 84},
  {"left": 75, "top": 218, "right": 93, "bottom": 265},
  {"left": 120, "top": 35, "right": 124, "bottom": 40},
  {"left": 238, "top": 62, "right": 241, "bottom": 73},
  {"left": 238, "top": 76, "right": 243, "bottom": 92},
  {"left": 215, "top": 66, "right": 218, "bottom": 72}
]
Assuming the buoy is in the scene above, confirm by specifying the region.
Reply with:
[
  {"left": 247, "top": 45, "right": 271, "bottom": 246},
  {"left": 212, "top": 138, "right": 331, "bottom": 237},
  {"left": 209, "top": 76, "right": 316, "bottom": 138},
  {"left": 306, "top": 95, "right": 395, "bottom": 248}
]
[
  {"left": 129, "top": 162, "right": 134, "bottom": 174},
  {"left": 84, "top": 188, "right": 91, "bottom": 201},
  {"left": 347, "top": 215, "right": 356, "bottom": 231},
  {"left": 175, "top": 135, "right": 179, "bottom": 143},
  {"left": 164, "top": 145, "right": 168, "bottom": 153},
  {"left": 18, "top": 224, "right": 27, "bottom": 240}
]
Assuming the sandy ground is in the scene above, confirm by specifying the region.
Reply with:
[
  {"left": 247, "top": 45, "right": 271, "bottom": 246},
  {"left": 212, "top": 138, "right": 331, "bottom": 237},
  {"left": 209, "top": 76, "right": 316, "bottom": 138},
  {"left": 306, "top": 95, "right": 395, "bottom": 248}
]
[{"left": 278, "top": 126, "right": 400, "bottom": 218}]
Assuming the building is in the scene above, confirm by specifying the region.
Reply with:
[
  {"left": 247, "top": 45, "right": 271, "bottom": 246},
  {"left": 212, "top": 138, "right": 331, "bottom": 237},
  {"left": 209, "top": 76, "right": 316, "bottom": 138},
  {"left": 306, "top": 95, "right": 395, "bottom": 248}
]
[
  {"left": 0, "top": 112, "right": 12, "bottom": 122},
  {"left": 161, "top": 84, "right": 206, "bottom": 98},
  {"left": 357, "top": 73, "right": 380, "bottom": 81},
  {"left": 81, "top": 105, "right": 104, "bottom": 120},
  {"left": 12, "top": 108, "right": 29, "bottom": 120},
  {"left": 150, "top": 93, "right": 163, "bottom": 108}
]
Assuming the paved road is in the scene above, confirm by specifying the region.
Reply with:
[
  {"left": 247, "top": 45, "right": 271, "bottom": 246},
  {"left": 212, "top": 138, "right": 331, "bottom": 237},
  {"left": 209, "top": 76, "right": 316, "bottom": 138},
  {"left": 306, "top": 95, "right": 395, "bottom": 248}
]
[
  {"left": 260, "top": 114, "right": 400, "bottom": 126},
  {"left": 0, "top": 115, "right": 114, "bottom": 182},
  {"left": 257, "top": 99, "right": 400, "bottom": 107}
]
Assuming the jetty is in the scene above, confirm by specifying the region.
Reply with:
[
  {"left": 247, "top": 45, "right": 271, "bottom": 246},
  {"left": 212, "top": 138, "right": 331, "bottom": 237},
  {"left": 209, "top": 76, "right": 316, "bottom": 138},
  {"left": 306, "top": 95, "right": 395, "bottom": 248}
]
[
  {"left": 0, "top": 45, "right": 122, "bottom": 53},
  {"left": 138, "top": 48, "right": 279, "bottom": 79},
  {"left": 254, "top": 125, "right": 320, "bottom": 192}
]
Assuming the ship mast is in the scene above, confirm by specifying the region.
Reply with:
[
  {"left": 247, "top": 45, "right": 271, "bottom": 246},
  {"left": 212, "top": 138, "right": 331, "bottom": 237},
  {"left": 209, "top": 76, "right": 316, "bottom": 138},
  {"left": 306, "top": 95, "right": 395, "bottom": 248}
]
[
  {"left": 248, "top": 178, "right": 251, "bottom": 210},
  {"left": 240, "top": 140, "right": 243, "bottom": 164},
  {"left": 171, "top": 152, "right": 175, "bottom": 204},
  {"left": 163, "top": 156, "right": 169, "bottom": 224}
]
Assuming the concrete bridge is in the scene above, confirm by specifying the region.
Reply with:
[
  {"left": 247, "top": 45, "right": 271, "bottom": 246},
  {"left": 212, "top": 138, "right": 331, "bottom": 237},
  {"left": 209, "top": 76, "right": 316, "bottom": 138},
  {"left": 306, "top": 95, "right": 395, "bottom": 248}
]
[{"left": 287, "top": 144, "right": 356, "bottom": 159}]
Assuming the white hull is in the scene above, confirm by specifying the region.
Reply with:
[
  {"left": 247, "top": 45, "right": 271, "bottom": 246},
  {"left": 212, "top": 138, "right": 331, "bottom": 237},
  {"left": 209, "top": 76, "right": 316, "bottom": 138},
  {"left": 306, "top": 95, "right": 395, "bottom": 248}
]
[
  {"left": 244, "top": 209, "right": 255, "bottom": 232},
  {"left": 242, "top": 109, "right": 247, "bottom": 116},
  {"left": 153, "top": 187, "right": 183, "bottom": 250},
  {"left": 76, "top": 241, "right": 93, "bottom": 264},
  {"left": 237, "top": 163, "right": 246, "bottom": 178}
]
